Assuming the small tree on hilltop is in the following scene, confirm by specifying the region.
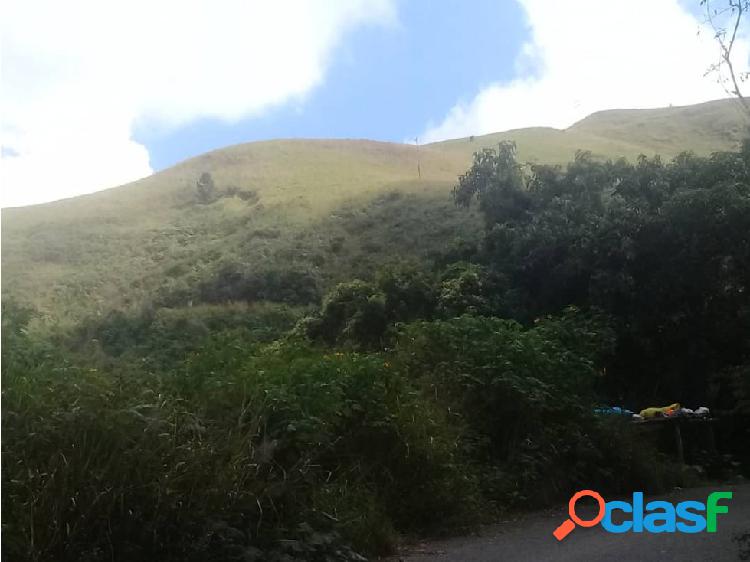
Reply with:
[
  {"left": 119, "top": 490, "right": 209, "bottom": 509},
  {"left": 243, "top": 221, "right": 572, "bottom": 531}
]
[{"left": 196, "top": 172, "right": 216, "bottom": 203}]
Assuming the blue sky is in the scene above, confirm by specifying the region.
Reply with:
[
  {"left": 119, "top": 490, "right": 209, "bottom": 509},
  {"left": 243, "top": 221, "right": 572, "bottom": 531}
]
[
  {"left": 135, "top": 1, "right": 527, "bottom": 171},
  {"left": 3, "top": 0, "right": 748, "bottom": 206}
]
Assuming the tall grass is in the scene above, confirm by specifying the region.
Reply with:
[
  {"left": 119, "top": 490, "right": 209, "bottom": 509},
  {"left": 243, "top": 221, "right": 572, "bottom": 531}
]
[{"left": 3, "top": 325, "right": 478, "bottom": 560}]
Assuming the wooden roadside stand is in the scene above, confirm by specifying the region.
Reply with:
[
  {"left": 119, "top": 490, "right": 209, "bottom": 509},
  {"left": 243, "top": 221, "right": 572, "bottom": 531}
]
[{"left": 632, "top": 414, "right": 717, "bottom": 464}]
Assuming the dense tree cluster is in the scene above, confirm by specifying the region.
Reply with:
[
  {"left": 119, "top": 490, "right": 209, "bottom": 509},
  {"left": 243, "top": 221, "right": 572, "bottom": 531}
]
[
  {"left": 453, "top": 141, "right": 750, "bottom": 407},
  {"left": 302, "top": 141, "right": 750, "bottom": 410}
]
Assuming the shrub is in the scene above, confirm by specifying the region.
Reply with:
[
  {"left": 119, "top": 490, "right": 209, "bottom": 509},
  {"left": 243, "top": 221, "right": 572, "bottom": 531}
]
[
  {"left": 196, "top": 172, "right": 217, "bottom": 204},
  {"left": 302, "top": 280, "right": 387, "bottom": 349},
  {"left": 436, "top": 262, "right": 507, "bottom": 318},
  {"left": 2, "top": 333, "right": 478, "bottom": 560},
  {"left": 199, "top": 263, "right": 321, "bottom": 306},
  {"left": 376, "top": 265, "right": 436, "bottom": 325},
  {"left": 393, "top": 311, "right": 663, "bottom": 506},
  {"left": 72, "top": 302, "right": 303, "bottom": 370}
]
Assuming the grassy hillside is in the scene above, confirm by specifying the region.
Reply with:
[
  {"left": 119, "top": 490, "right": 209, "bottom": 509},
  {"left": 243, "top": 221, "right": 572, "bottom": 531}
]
[{"left": 2, "top": 98, "right": 748, "bottom": 323}]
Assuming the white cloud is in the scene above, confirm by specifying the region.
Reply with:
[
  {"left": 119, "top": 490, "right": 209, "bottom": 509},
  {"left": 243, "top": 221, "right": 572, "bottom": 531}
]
[
  {"left": 1, "top": 0, "right": 397, "bottom": 207},
  {"left": 421, "top": 0, "right": 750, "bottom": 142}
]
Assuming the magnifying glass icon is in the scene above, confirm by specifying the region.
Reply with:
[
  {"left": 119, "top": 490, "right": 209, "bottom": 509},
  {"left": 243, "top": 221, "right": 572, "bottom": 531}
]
[{"left": 553, "top": 490, "right": 606, "bottom": 541}]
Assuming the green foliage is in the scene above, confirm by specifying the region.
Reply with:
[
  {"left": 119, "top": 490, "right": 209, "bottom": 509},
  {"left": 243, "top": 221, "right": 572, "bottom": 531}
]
[
  {"left": 5, "top": 118, "right": 749, "bottom": 559},
  {"left": 2, "top": 333, "right": 479, "bottom": 561},
  {"left": 302, "top": 280, "right": 387, "bottom": 349},
  {"left": 197, "top": 263, "right": 322, "bottom": 306},
  {"left": 196, "top": 171, "right": 217, "bottom": 203},
  {"left": 302, "top": 263, "right": 518, "bottom": 349},
  {"left": 303, "top": 264, "right": 441, "bottom": 350},
  {"left": 457, "top": 140, "right": 750, "bottom": 407},
  {"left": 394, "top": 312, "right": 670, "bottom": 506},
  {"left": 2, "top": 299, "right": 39, "bottom": 370},
  {"left": 3, "top": 299, "right": 683, "bottom": 561},
  {"left": 376, "top": 265, "right": 436, "bottom": 324},
  {"left": 454, "top": 141, "right": 532, "bottom": 226},
  {"left": 436, "top": 262, "right": 507, "bottom": 318},
  {"left": 73, "top": 302, "right": 303, "bottom": 369}
]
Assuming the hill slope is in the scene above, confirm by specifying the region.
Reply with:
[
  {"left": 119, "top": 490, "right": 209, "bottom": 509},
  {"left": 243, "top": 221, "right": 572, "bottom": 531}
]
[{"left": 2, "top": 98, "right": 748, "bottom": 323}]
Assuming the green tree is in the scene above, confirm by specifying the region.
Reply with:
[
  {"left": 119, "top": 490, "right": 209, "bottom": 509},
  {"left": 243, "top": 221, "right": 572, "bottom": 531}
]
[
  {"left": 302, "top": 280, "right": 387, "bottom": 349},
  {"left": 196, "top": 171, "right": 216, "bottom": 203},
  {"left": 453, "top": 141, "right": 532, "bottom": 227},
  {"left": 376, "top": 265, "right": 436, "bottom": 323},
  {"left": 455, "top": 140, "right": 750, "bottom": 406}
]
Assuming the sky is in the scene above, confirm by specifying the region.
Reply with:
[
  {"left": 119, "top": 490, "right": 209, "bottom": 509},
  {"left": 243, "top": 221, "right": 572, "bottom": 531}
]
[{"left": 1, "top": 0, "right": 748, "bottom": 207}]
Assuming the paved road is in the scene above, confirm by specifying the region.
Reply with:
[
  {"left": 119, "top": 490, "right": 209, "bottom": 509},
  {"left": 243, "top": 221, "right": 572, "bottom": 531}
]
[{"left": 396, "top": 483, "right": 749, "bottom": 562}]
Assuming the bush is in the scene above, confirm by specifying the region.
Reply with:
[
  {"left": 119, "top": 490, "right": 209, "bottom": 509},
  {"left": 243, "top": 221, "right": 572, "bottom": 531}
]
[
  {"left": 302, "top": 280, "right": 388, "bottom": 349},
  {"left": 302, "top": 265, "right": 437, "bottom": 350},
  {"left": 393, "top": 311, "right": 666, "bottom": 506},
  {"left": 199, "top": 263, "right": 321, "bottom": 306},
  {"left": 376, "top": 265, "right": 436, "bottom": 324},
  {"left": 72, "top": 302, "right": 303, "bottom": 370},
  {"left": 196, "top": 172, "right": 217, "bottom": 204},
  {"left": 2, "top": 333, "right": 479, "bottom": 560},
  {"left": 436, "top": 262, "right": 506, "bottom": 318}
]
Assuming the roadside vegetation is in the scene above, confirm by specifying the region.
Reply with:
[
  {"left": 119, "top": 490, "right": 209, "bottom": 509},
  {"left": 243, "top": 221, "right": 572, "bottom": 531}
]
[{"left": 3, "top": 134, "right": 750, "bottom": 560}]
